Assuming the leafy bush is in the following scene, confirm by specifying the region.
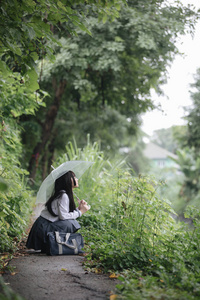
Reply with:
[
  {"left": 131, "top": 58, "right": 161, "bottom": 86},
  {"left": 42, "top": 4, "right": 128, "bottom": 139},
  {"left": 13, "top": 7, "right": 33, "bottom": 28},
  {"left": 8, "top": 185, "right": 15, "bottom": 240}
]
[
  {"left": 58, "top": 139, "right": 200, "bottom": 299},
  {"left": 0, "top": 118, "right": 33, "bottom": 253},
  {"left": 82, "top": 169, "right": 200, "bottom": 298}
]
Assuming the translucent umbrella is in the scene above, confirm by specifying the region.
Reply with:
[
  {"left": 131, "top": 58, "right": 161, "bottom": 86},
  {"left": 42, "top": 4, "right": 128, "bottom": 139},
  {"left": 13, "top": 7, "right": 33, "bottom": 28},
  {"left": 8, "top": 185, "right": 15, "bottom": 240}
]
[{"left": 36, "top": 160, "right": 94, "bottom": 204}]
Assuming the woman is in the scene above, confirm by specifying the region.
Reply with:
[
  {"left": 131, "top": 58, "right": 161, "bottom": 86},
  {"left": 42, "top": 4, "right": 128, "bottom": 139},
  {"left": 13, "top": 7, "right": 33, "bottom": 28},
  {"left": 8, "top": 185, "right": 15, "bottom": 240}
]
[{"left": 26, "top": 170, "right": 89, "bottom": 253}]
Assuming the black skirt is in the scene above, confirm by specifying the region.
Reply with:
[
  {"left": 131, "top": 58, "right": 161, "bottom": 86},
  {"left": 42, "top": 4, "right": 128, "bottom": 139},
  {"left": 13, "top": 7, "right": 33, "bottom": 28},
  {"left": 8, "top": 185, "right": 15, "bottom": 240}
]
[{"left": 26, "top": 216, "right": 81, "bottom": 252}]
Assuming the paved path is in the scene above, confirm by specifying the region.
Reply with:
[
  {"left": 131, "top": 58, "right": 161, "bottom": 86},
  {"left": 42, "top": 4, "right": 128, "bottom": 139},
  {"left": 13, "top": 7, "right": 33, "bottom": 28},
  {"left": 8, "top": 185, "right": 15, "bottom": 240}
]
[
  {"left": 1, "top": 205, "right": 118, "bottom": 300},
  {"left": 2, "top": 253, "right": 118, "bottom": 300}
]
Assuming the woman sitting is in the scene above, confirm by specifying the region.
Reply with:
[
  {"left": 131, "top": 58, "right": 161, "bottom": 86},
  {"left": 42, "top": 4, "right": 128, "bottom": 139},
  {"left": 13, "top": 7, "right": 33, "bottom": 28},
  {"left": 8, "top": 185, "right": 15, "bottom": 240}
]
[{"left": 26, "top": 171, "right": 89, "bottom": 253}]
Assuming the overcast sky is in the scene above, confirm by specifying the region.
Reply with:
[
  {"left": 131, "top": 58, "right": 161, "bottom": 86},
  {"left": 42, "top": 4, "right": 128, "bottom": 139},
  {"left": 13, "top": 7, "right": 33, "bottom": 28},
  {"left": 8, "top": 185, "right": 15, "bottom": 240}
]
[{"left": 141, "top": 0, "right": 200, "bottom": 136}]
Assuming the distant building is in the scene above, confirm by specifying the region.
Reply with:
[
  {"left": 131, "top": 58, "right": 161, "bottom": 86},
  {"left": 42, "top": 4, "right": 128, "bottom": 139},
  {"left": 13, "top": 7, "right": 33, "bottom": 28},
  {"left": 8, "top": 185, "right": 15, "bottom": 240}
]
[{"left": 143, "top": 142, "right": 178, "bottom": 168}]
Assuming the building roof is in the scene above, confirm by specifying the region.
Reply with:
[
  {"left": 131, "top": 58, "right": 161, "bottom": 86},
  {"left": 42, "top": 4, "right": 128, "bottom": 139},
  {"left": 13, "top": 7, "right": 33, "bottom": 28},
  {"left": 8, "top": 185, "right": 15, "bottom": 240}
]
[{"left": 143, "top": 142, "right": 177, "bottom": 160}]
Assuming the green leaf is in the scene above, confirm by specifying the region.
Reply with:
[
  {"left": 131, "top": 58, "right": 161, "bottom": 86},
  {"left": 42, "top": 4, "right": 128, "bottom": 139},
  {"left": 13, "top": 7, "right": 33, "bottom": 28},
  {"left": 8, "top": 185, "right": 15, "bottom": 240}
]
[
  {"left": 6, "top": 41, "right": 22, "bottom": 56},
  {"left": 26, "top": 25, "right": 36, "bottom": 40},
  {"left": 57, "top": 1, "right": 67, "bottom": 12},
  {"left": 0, "top": 61, "right": 10, "bottom": 77},
  {"left": 26, "top": 0, "right": 36, "bottom": 7},
  {"left": 0, "top": 177, "right": 8, "bottom": 192},
  {"left": 26, "top": 68, "right": 39, "bottom": 91},
  {"left": 72, "top": 20, "right": 92, "bottom": 36},
  {"left": 0, "top": 212, "right": 6, "bottom": 218}
]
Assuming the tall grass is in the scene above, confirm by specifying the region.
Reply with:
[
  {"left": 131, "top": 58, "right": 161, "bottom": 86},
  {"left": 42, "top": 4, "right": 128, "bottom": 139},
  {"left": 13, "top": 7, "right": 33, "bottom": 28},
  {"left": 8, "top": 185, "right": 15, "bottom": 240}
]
[{"left": 56, "top": 137, "right": 200, "bottom": 299}]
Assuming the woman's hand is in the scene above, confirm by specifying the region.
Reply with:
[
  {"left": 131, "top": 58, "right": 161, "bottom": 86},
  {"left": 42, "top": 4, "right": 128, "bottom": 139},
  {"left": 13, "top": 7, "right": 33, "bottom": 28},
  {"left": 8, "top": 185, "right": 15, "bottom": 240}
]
[{"left": 78, "top": 199, "right": 90, "bottom": 214}]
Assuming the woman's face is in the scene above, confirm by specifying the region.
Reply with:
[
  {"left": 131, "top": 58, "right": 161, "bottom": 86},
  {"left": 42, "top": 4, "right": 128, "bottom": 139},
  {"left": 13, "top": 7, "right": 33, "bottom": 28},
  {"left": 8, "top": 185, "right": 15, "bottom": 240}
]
[{"left": 72, "top": 176, "right": 79, "bottom": 188}]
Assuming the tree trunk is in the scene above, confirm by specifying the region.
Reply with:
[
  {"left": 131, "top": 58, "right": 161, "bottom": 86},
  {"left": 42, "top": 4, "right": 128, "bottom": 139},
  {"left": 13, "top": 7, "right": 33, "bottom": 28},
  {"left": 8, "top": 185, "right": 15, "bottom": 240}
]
[
  {"left": 101, "top": 76, "right": 105, "bottom": 107},
  {"left": 40, "top": 128, "right": 57, "bottom": 180},
  {"left": 28, "top": 79, "right": 66, "bottom": 180},
  {"left": 47, "top": 133, "right": 56, "bottom": 177},
  {"left": 41, "top": 149, "right": 48, "bottom": 180}
]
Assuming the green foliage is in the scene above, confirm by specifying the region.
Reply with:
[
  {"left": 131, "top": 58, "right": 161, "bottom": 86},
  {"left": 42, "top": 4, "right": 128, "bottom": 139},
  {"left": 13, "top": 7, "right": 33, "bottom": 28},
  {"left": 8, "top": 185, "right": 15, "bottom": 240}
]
[
  {"left": 0, "top": 1, "right": 126, "bottom": 174},
  {"left": 53, "top": 135, "right": 127, "bottom": 203},
  {"left": 49, "top": 139, "right": 200, "bottom": 298},
  {"left": 0, "top": 117, "right": 33, "bottom": 252},
  {"left": 170, "top": 148, "right": 200, "bottom": 212},
  {"left": 0, "top": 0, "right": 126, "bottom": 254},
  {"left": 115, "top": 271, "right": 200, "bottom": 300},
  {"left": 42, "top": 0, "right": 197, "bottom": 113},
  {"left": 150, "top": 126, "right": 187, "bottom": 154},
  {"left": 19, "top": 0, "right": 198, "bottom": 179},
  {"left": 0, "top": 0, "right": 124, "bottom": 88},
  {"left": 164, "top": 68, "right": 200, "bottom": 216},
  {"left": 121, "top": 132, "right": 151, "bottom": 174},
  {"left": 186, "top": 68, "right": 200, "bottom": 152},
  {"left": 83, "top": 174, "right": 179, "bottom": 270},
  {"left": 55, "top": 107, "right": 133, "bottom": 151},
  {"left": 53, "top": 141, "right": 200, "bottom": 299}
]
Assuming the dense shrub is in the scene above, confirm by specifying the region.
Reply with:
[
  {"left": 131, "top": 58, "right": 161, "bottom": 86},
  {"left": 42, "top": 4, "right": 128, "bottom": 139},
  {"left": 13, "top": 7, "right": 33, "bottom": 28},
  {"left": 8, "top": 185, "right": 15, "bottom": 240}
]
[
  {"left": 59, "top": 140, "right": 200, "bottom": 299},
  {"left": 0, "top": 119, "right": 33, "bottom": 252}
]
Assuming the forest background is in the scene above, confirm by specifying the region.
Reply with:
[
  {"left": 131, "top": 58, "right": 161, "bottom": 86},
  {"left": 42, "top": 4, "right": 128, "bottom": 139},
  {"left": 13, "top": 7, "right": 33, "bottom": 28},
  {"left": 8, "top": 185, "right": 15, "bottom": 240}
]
[{"left": 1, "top": 0, "right": 200, "bottom": 299}]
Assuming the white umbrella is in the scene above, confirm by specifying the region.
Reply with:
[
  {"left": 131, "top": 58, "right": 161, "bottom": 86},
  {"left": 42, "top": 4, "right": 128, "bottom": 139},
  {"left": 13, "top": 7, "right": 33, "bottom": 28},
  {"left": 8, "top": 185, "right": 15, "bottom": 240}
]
[{"left": 36, "top": 160, "right": 94, "bottom": 204}]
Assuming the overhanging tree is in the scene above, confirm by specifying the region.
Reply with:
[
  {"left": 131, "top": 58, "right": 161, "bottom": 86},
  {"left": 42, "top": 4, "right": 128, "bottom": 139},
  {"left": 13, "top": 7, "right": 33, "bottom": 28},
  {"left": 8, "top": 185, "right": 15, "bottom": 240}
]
[
  {"left": 20, "top": 1, "right": 198, "bottom": 179},
  {"left": 185, "top": 68, "right": 200, "bottom": 152},
  {"left": 0, "top": 0, "right": 124, "bottom": 86},
  {"left": 0, "top": 0, "right": 127, "bottom": 251},
  {"left": 0, "top": 0, "right": 125, "bottom": 117},
  {"left": 163, "top": 68, "right": 200, "bottom": 213},
  {"left": 175, "top": 67, "right": 200, "bottom": 210}
]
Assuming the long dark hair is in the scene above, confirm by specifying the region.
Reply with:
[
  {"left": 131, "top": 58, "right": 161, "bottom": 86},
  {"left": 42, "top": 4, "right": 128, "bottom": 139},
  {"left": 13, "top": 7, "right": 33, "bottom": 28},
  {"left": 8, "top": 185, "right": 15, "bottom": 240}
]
[{"left": 45, "top": 170, "right": 76, "bottom": 216}]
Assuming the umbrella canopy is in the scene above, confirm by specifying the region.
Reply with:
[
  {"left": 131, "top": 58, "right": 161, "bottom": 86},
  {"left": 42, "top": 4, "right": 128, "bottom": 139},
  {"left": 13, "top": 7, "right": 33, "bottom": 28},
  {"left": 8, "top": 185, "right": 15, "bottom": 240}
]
[{"left": 36, "top": 160, "right": 94, "bottom": 204}]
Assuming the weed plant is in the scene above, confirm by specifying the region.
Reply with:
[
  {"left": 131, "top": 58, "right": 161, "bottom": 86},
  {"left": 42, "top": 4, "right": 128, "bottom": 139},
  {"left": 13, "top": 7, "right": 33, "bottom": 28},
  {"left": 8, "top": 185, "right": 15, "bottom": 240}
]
[
  {"left": 57, "top": 138, "right": 200, "bottom": 299},
  {"left": 2, "top": 136, "right": 199, "bottom": 299},
  {"left": 0, "top": 119, "right": 33, "bottom": 253}
]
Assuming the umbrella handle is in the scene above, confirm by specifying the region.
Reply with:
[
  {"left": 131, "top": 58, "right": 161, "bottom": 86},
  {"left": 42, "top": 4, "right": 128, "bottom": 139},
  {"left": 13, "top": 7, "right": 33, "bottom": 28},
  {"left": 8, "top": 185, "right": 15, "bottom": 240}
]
[
  {"left": 73, "top": 192, "right": 81, "bottom": 204},
  {"left": 73, "top": 192, "right": 91, "bottom": 210}
]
